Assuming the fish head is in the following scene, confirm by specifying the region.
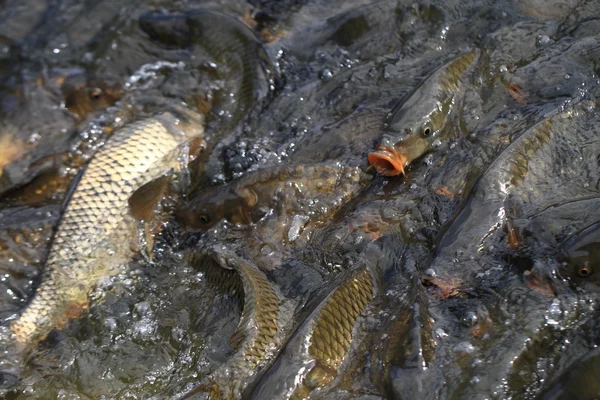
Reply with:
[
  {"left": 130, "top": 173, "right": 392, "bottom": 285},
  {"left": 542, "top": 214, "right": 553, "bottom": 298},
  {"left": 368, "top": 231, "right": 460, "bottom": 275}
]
[
  {"left": 176, "top": 185, "right": 245, "bottom": 231},
  {"left": 369, "top": 79, "right": 451, "bottom": 176},
  {"left": 369, "top": 105, "right": 447, "bottom": 176},
  {"left": 176, "top": 192, "right": 228, "bottom": 231},
  {"left": 558, "top": 224, "right": 600, "bottom": 290},
  {"left": 62, "top": 72, "right": 123, "bottom": 119},
  {"left": 559, "top": 246, "right": 599, "bottom": 289}
]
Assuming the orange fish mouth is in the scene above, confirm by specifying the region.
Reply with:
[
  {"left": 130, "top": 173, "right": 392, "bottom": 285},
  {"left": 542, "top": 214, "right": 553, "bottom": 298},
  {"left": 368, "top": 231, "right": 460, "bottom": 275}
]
[{"left": 368, "top": 147, "right": 407, "bottom": 176}]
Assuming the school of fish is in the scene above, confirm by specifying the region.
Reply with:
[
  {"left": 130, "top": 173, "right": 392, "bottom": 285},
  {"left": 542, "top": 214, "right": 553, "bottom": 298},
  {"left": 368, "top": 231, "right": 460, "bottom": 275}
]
[{"left": 0, "top": 0, "right": 599, "bottom": 399}]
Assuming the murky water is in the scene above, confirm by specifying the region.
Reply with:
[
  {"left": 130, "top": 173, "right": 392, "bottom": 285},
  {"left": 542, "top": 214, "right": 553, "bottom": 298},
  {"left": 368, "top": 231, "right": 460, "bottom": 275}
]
[{"left": 0, "top": 0, "right": 599, "bottom": 398}]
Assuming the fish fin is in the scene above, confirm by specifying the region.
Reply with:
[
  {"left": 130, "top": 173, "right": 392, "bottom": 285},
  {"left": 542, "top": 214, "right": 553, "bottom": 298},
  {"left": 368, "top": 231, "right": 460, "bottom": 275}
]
[
  {"left": 505, "top": 218, "right": 520, "bottom": 249},
  {"left": 128, "top": 175, "right": 171, "bottom": 222},
  {"left": 229, "top": 325, "right": 247, "bottom": 350},
  {"left": 186, "top": 136, "right": 206, "bottom": 163},
  {"left": 231, "top": 205, "right": 257, "bottom": 225}
]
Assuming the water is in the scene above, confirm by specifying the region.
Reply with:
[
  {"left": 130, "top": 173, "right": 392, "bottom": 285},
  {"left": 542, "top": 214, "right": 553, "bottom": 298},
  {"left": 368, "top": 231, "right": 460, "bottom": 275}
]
[{"left": 0, "top": 0, "right": 599, "bottom": 398}]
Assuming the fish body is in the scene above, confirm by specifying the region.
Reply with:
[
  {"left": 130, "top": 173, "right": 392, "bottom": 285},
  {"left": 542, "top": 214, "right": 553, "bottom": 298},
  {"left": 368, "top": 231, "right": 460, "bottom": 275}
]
[
  {"left": 178, "top": 162, "right": 371, "bottom": 232},
  {"left": 10, "top": 107, "right": 204, "bottom": 346},
  {"left": 282, "top": 1, "right": 401, "bottom": 60},
  {"left": 250, "top": 264, "right": 378, "bottom": 400},
  {"left": 368, "top": 50, "right": 478, "bottom": 176},
  {"left": 432, "top": 117, "right": 554, "bottom": 273},
  {"left": 183, "top": 246, "right": 286, "bottom": 399}
]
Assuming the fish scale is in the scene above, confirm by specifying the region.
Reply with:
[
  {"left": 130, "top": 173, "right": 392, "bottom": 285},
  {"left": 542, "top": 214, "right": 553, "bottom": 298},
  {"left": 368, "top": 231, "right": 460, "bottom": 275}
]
[
  {"left": 309, "top": 269, "right": 374, "bottom": 368},
  {"left": 10, "top": 110, "right": 204, "bottom": 346},
  {"left": 183, "top": 247, "right": 286, "bottom": 400}
]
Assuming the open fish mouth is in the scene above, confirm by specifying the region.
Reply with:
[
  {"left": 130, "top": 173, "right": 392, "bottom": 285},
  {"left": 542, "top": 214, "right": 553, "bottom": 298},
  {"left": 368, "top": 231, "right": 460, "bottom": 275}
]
[{"left": 368, "top": 147, "right": 407, "bottom": 176}]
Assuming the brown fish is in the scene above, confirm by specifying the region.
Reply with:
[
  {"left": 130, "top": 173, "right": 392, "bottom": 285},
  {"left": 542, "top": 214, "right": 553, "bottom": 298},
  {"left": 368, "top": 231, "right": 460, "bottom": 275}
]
[
  {"left": 177, "top": 162, "right": 371, "bottom": 233},
  {"left": 250, "top": 261, "right": 380, "bottom": 399}
]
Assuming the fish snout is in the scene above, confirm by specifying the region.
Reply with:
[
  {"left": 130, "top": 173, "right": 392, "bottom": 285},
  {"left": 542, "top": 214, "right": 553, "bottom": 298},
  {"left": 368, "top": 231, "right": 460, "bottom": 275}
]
[
  {"left": 368, "top": 141, "right": 407, "bottom": 176},
  {"left": 378, "top": 135, "right": 395, "bottom": 149}
]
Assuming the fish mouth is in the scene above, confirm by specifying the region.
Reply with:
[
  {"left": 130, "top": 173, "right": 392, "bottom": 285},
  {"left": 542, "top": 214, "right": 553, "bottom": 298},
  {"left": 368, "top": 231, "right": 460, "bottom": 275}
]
[{"left": 368, "top": 147, "right": 407, "bottom": 176}]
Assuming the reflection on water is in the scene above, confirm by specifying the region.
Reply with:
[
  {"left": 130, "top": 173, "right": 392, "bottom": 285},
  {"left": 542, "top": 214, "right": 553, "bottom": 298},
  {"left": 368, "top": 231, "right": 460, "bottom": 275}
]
[{"left": 0, "top": 0, "right": 599, "bottom": 398}]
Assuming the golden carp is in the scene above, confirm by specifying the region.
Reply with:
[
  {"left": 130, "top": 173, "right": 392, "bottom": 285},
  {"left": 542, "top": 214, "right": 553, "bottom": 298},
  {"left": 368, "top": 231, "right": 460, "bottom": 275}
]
[
  {"left": 9, "top": 106, "right": 204, "bottom": 348},
  {"left": 250, "top": 261, "right": 380, "bottom": 399},
  {"left": 182, "top": 246, "right": 287, "bottom": 400}
]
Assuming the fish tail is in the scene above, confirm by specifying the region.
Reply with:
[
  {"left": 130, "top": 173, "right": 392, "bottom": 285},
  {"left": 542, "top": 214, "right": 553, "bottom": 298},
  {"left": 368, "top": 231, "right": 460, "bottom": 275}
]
[{"left": 11, "top": 282, "right": 88, "bottom": 345}]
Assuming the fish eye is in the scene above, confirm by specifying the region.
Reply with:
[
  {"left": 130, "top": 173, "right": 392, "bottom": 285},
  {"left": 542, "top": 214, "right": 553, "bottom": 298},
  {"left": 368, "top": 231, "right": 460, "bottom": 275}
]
[
  {"left": 89, "top": 88, "right": 104, "bottom": 100},
  {"left": 198, "top": 214, "right": 211, "bottom": 225},
  {"left": 421, "top": 125, "right": 432, "bottom": 138},
  {"left": 577, "top": 262, "right": 592, "bottom": 278}
]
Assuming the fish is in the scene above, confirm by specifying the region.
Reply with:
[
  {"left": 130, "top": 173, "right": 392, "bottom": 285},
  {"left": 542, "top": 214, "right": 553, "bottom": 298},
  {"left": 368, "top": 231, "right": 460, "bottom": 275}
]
[
  {"left": 8, "top": 105, "right": 204, "bottom": 350},
  {"left": 138, "top": 9, "right": 278, "bottom": 131},
  {"left": 368, "top": 50, "right": 478, "bottom": 176},
  {"left": 177, "top": 162, "right": 371, "bottom": 232},
  {"left": 557, "top": 221, "right": 600, "bottom": 290},
  {"left": 249, "top": 261, "right": 379, "bottom": 399},
  {"left": 428, "top": 101, "right": 594, "bottom": 287},
  {"left": 182, "top": 246, "right": 287, "bottom": 400},
  {"left": 0, "top": 68, "right": 124, "bottom": 200},
  {"left": 382, "top": 289, "right": 438, "bottom": 399},
  {"left": 281, "top": 1, "right": 403, "bottom": 61}
]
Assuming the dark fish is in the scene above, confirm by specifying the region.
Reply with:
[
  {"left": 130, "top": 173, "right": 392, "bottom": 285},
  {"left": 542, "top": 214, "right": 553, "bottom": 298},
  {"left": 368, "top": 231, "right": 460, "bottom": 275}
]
[
  {"left": 281, "top": 1, "right": 402, "bottom": 60},
  {"left": 384, "top": 291, "right": 438, "bottom": 399},
  {"left": 539, "top": 347, "right": 600, "bottom": 400},
  {"left": 368, "top": 50, "right": 478, "bottom": 176},
  {"left": 430, "top": 101, "right": 594, "bottom": 284},
  {"left": 9, "top": 106, "right": 204, "bottom": 348},
  {"left": 139, "top": 9, "right": 278, "bottom": 130}
]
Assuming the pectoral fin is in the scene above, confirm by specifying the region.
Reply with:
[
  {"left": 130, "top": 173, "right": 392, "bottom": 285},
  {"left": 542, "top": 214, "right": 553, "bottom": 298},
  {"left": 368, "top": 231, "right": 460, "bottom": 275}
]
[{"left": 128, "top": 175, "right": 171, "bottom": 222}]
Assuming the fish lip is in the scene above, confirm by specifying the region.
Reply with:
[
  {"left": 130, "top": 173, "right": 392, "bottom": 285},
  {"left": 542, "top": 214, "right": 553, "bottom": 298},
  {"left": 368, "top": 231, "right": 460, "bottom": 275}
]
[{"left": 368, "top": 146, "right": 407, "bottom": 176}]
